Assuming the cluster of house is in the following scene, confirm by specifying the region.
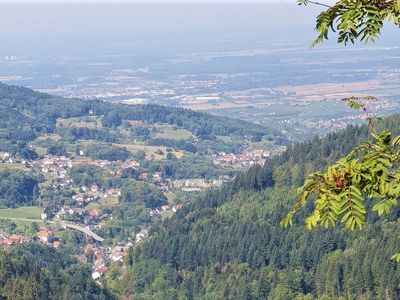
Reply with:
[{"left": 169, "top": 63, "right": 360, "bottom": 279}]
[
  {"left": 0, "top": 228, "right": 61, "bottom": 250},
  {"left": 37, "top": 182, "right": 121, "bottom": 234},
  {"left": 149, "top": 204, "right": 183, "bottom": 217},
  {"left": 73, "top": 158, "right": 111, "bottom": 168},
  {"left": 170, "top": 178, "right": 225, "bottom": 192},
  {"left": 74, "top": 158, "right": 142, "bottom": 178},
  {"left": 75, "top": 243, "right": 129, "bottom": 280},
  {"left": 213, "top": 149, "right": 271, "bottom": 169},
  {"left": 0, "top": 225, "right": 149, "bottom": 283},
  {"left": 304, "top": 115, "right": 366, "bottom": 130},
  {"left": 76, "top": 229, "right": 149, "bottom": 281},
  {"left": 118, "top": 159, "right": 141, "bottom": 172},
  {"left": 52, "top": 205, "right": 106, "bottom": 231},
  {"left": 3, "top": 152, "right": 227, "bottom": 195},
  {"left": 0, "top": 152, "right": 32, "bottom": 167},
  {"left": 0, "top": 233, "right": 31, "bottom": 249},
  {"left": 37, "top": 228, "right": 62, "bottom": 248},
  {"left": 1, "top": 224, "right": 149, "bottom": 282},
  {"left": 72, "top": 184, "right": 121, "bottom": 205},
  {"left": 35, "top": 155, "right": 73, "bottom": 189}
]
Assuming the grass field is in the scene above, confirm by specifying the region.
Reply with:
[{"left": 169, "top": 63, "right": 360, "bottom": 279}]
[
  {"left": 35, "top": 133, "right": 62, "bottom": 141},
  {"left": 0, "top": 163, "right": 29, "bottom": 172},
  {"left": 114, "top": 143, "right": 184, "bottom": 160},
  {"left": 100, "top": 196, "right": 119, "bottom": 208},
  {"left": 57, "top": 116, "right": 102, "bottom": 129},
  {"left": 155, "top": 126, "right": 193, "bottom": 141},
  {"left": 0, "top": 206, "right": 42, "bottom": 219}
]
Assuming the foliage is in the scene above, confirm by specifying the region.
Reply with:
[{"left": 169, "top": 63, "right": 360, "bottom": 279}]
[
  {"left": 282, "top": 97, "right": 400, "bottom": 267},
  {"left": 115, "top": 115, "right": 400, "bottom": 299},
  {"left": 0, "top": 82, "right": 278, "bottom": 159},
  {"left": 0, "top": 170, "right": 41, "bottom": 208},
  {"left": 282, "top": 130, "right": 400, "bottom": 230},
  {"left": 146, "top": 138, "right": 197, "bottom": 153},
  {"left": 120, "top": 182, "right": 167, "bottom": 208},
  {"left": 298, "top": 0, "right": 400, "bottom": 46},
  {"left": 86, "top": 144, "right": 131, "bottom": 161},
  {"left": 0, "top": 244, "right": 114, "bottom": 300}
]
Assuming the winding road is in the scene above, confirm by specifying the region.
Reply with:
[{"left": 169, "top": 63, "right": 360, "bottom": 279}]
[{"left": 0, "top": 217, "right": 104, "bottom": 242}]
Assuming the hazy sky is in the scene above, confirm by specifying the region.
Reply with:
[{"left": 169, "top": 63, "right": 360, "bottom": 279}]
[
  {"left": 0, "top": 0, "right": 337, "bottom": 3},
  {"left": 0, "top": 0, "right": 296, "bottom": 2},
  {"left": 0, "top": 0, "right": 359, "bottom": 58}
]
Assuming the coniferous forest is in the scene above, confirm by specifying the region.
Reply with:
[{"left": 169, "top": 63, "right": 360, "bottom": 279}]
[
  {"left": 116, "top": 117, "right": 400, "bottom": 299},
  {"left": 0, "top": 244, "right": 113, "bottom": 299},
  {"left": 1, "top": 1, "right": 400, "bottom": 299},
  {"left": 0, "top": 85, "right": 400, "bottom": 299}
]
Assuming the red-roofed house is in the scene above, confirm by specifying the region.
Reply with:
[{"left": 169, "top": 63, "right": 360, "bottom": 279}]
[
  {"left": 37, "top": 229, "right": 53, "bottom": 243},
  {"left": 84, "top": 243, "right": 94, "bottom": 254},
  {"left": 91, "top": 183, "right": 99, "bottom": 192},
  {"left": 9, "top": 234, "right": 23, "bottom": 244},
  {"left": 88, "top": 209, "right": 101, "bottom": 217}
]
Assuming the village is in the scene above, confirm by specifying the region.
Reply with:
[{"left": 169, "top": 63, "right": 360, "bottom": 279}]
[
  {"left": 0, "top": 150, "right": 229, "bottom": 280},
  {"left": 0, "top": 227, "right": 148, "bottom": 282},
  {"left": 213, "top": 149, "right": 271, "bottom": 169},
  {"left": 0, "top": 147, "right": 272, "bottom": 282}
]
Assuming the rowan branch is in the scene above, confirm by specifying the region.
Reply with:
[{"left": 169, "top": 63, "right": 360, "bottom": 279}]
[
  {"left": 307, "top": 1, "right": 332, "bottom": 8},
  {"left": 298, "top": 0, "right": 333, "bottom": 8}
]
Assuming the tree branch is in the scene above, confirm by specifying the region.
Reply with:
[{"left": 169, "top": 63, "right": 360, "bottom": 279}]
[{"left": 306, "top": 1, "right": 333, "bottom": 8}]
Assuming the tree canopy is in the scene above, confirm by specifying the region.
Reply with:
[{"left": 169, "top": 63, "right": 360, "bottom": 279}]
[
  {"left": 298, "top": 0, "right": 400, "bottom": 46},
  {"left": 282, "top": 97, "right": 400, "bottom": 231},
  {"left": 282, "top": 1, "right": 400, "bottom": 261}
]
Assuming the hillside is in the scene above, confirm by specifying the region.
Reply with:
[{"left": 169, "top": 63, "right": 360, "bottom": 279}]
[
  {"left": 117, "top": 116, "right": 400, "bottom": 299},
  {"left": 0, "top": 82, "right": 288, "bottom": 290},
  {"left": 0, "top": 82, "right": 283, "bottom": 157},
  {"left": 0, "top": 243, "right": 113, "bottom": 300},
  {"left": 2, "top": 83, "right": 400, "bottom": 299}
]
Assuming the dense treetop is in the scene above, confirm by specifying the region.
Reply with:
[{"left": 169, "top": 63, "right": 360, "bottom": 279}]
[
  {"left": 299, "top": 0, "right": 400, "bottom": 46},
  {"left": 0, "top": 244, "right": 114, "bottom": 300},
  {"left": 115, "top": 115, "right": 400, "bottom": 299},
  {"left": 0, "top": 82, "right": 277, "bottom": 155}
]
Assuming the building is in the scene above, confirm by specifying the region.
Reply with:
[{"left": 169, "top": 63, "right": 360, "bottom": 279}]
[
  {"left": 91, "top": 184, "right": 99, "bottom": 193},
  {"left": 135, "top": 229, "right": 149, "bottom": 243}
]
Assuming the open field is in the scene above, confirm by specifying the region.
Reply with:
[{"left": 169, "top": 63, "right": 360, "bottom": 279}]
[
  {"left": 155, "top": 126, "right": 193, "bottom": 140},
  {"left": 114, "top": 143, "right": 184, "bottom": 160},
  {"left": 275, "top": 80, "right": 390, "bottom": 101},
  {"left": 183, "top": 101, "right": 255, "bottom": 111},
  {"left": 75, "top": 139, "right": 184, "bottom": 160},
  {"left": 35, "top": 134, "right": 62, "bottom": 141},
  {"left": 57, "top": 116, "right": 102, "bottom": 129},
  {"left": 188, "top": 79, "right": 400, "bottom": 113},
  {"left": 0, "top": 206, "right": 42, "bottom": 219},
  {"left": 0, "top": 163, "right": 29, "bottom": 172},
  {"left": 100, "top": 197, "right": 119, "bottom": 208}
]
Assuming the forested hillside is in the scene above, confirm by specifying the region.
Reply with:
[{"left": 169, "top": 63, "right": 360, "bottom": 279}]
[
  {"left": 0, "top": 82, "right": 285, "bottom": 242},
  {"left": 118, "top": 116, "right": 400, "bottom": 299},
  {"left": 0, "top": 82, "right": 281, "bottom": 158},
  {"left": 0, "top": 244, "right": 113, "bottom": 300}
]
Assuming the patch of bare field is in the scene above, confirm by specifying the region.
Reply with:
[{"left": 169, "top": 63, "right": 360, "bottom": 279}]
[
  {"left": 36, "top": 134, "right": 62, "bottom": 141},
  {"left": 276, "top": 80, "right": 384, "bottom": 99},
  {"left": 183, "top": 102, "right": 257, "bottom": 110}
]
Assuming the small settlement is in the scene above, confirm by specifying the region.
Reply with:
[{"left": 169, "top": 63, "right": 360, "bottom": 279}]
[{"left": 0, "top": 147, "right": 274, "bottom": 281}]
